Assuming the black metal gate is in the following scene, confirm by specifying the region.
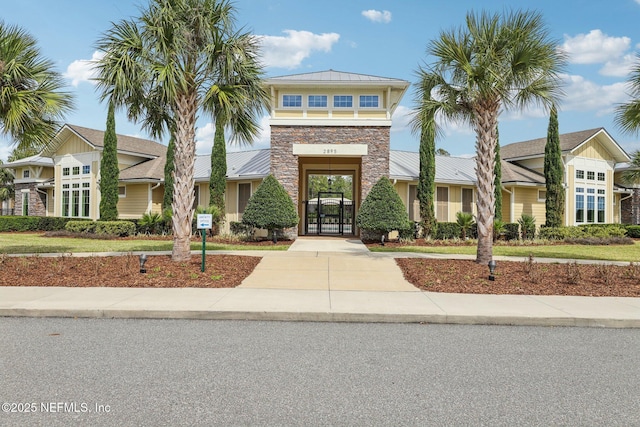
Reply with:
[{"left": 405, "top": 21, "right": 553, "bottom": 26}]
[{"left": 304, "top": 191, "right": 354, "bottom": 235}]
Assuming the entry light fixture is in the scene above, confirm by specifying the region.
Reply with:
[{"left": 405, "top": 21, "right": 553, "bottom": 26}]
[
  {"left": 488, "top": 260, "right": 497, "bottom": 281},
  {"left": 139, "top": 254, "right": 148, "bottom": 273}
]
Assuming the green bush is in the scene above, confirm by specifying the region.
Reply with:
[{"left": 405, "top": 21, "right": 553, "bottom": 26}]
[
  {"left": 579, "top": 224, "right": 626, "bottom": 238},
  {"left": 242, "top": 175, "right": 299, "bottom": 242},
  {"left": 95, "top": 220, "right": 136, "bottom": 237},
  {"left": 230, "top": 221, "right": 253, "bottom": 239},
  {"left": 503, "top": 223, "right": 519, "bottom": 241},
  {"left": 518, "top": 214, "right": 536, "bottom": 240},
  {"left": 398, "top": 221, "right": 418, "bottom": 241},
  {"left": 139, "top": 212, "right": 163, "bottom": 235},
  {"left": 356, "top": 177, "right": 411, "bottom": 235},
  {"left": 65, "top": 220, "right": 97, "bottom": 233},
  {"left": 626, "top": 225, "right": 640, "bottom": 238},
  {"left": 434, "top": 222, "right": 461, "bottom": 240},
  {"left": 455, "top": 211, "right": 475, "bottom": 239}
]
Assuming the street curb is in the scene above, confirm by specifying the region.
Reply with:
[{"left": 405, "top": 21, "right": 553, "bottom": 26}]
[{"left": 2, "top": 308, "right": 639, "bottom": 328}]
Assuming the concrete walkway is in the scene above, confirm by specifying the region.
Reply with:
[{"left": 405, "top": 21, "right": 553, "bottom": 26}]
[{"left": 1, "top": 238, "right": 640, "bottom": 328}]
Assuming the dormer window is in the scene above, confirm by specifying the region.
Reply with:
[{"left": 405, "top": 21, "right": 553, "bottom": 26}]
[
  {"left": 282, "top": 95, "right": 302, "bottom": 107},
  {"left": 333, "top": 95, "right": 353, "bottom": 108},
  {"left": 308, "top": 95, "right": 327, "bottom": 108},
  {"left": 359, "top": 95, "right": 379, "bottom": 108}
]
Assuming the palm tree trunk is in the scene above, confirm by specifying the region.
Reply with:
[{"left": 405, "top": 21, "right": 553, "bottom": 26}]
[
  {"left": 171, "top": 91, "right": 197, "bottom": 261},
  {"left": 473, "top": 100, "right": 499, "bottom": 265}
]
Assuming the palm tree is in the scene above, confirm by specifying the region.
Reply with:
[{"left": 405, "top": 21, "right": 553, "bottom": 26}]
[
  {"left": 94, "top": 0, "right": 268, "bottom": 261},
  {"left": 413, "top": 10, "right": 565, "bottom": 264},
  {"left": 0, "top": 160, "right": 14, "bottom": 203},
  {"left": 0, "top": 21, "right": 74, "bottom": 151},
  {"left": 615, "top": 55, "right": 640, "bottom": 136}
]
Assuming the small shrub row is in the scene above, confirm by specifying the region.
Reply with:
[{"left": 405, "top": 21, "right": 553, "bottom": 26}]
[
  {"left": 539, "top": 224, "right": 628, "bottom": 241},
  {"left": 0, "top": 216, "right": 90, "bottom": 232},
  {"left": 64, "top": 220, "right": 136, "bottom": 237}
]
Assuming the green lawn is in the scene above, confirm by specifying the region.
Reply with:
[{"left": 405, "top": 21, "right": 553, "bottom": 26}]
[
  {"left": 369, "top": 241, "right": 640, "bottom": 262},
  {"left": 0, "top": 233, "right": 289, "bottom": 254}
]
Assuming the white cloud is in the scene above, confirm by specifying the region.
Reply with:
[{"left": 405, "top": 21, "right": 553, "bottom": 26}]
[
  {"left": 391, "top": 105, "right": 413, "bottom": 134},
  {"left": 560, "top": 73, "right": 628, "bottom": 115},
  {"left": 361, "top": 9, "right": 392, "bottom": 24},
  {"left": 600, "top": 53, "right": 637, "bottom": 77},
  {"left": 64, "top": 51, "right": 103, "bottom": 86},
  {"left": 562, "top": 29, "right": 630, "bottom": 64},
  {"left": 258, "top": 30, "right": 340, "bottom": 69}
]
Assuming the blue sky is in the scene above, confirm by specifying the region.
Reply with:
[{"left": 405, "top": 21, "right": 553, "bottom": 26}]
[{"left": 3, "top": 0, "right": 640, "bottom": 161}]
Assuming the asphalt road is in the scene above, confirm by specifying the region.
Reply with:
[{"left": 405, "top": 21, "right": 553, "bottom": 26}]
[{"left": 1, "top": 318, "right": 639, "bottom": 426}]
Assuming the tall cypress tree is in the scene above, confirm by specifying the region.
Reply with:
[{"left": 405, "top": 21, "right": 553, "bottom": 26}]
[
  {"left": 417, "top": 121, "right": 436, "bottom": 237},
  {"left": 494, "top": 127, "right": 502, "bottom": 221},
  {"left": 99, "top": 102, "right": 119, "bottom": 220},
  {"left": 544, "top": 104, "right": 565, "bottom": 227},
  {"left": 209, "top": 120, "right": 226, "bottom": 214},
  {"left": 163, "top": 132, "right": 176, "bottom": 212}
]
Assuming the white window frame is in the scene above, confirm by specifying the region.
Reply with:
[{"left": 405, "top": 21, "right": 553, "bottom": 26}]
[
  {"left": 238, "top": 182, "right": 252, "bottom": 216},
  {"left": 333, "top": 94, "right": 353, "bottom": 108},
  {"left": 282, "top": 94, "right": 302, "bottom": 108},
  {"left": 118, "top": 186, "right": 126, "bottom": 198},
  {"left": 358, "top": 94, "right": 380, "bottom": 108},
  {"left": 308, "top": 95, "right": 328, "bottom": 108},
  {"left": 538, "top": 190, "right": 547, "bottom": 202}
]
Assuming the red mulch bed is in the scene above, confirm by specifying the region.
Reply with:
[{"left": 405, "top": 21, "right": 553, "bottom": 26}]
[
  {"left": 396, "top": 258, "right": 640, "bottom": 297},
  {"left": 0, "top": 254, "right": 261, "bottom": 288}
]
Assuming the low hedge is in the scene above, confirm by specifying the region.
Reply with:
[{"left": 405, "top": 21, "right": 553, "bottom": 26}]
[
  {"left": 626, "top": 225, "right": 640, "bottom": 238},
  {"left": 0, "top": 216, "right": 87, "bottom": 232},
  {"left": 539, "top": 224, "right": 628, "bottom": 241}
]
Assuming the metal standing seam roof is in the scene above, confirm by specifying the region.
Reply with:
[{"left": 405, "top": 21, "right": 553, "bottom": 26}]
[
  {"left": 389, "top": 151, "right": 545, "bottom": 186},
  {"left": 264, "top": 70, "right": 409, "bottom": 86},
  {"left": 194, "top": 149, "right": 271, "bottom": 181},
  {"left": 1, "top": 154, "right": 53, "bottom": 169}
]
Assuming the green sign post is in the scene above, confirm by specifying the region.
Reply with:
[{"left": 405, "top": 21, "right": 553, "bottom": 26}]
[{"left": 196, "top": 214, "right": 213, "bottom": 273}]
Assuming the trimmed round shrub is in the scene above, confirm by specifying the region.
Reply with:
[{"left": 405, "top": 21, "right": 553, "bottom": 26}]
[
  {"left": 356, "top": 176, "right": 411, "bottom": 237},
  {"left": 241, "top": 175, "right": 299, "bottom": 242},
  {"left": 95, "top": 220, "right": 136, "bottom": 237},
  {"left": 65, "top": 220, "right": 97, "bottom": 233}
]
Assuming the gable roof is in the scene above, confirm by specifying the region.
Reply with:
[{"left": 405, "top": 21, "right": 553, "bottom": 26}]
[
  {"left": 42, "top": 124, "right": 166, "bottom": 158},
  {"left": 119, "top": 156, "right": 166, "bottom": 182},
  {"left": 1, "top": 153, "right": 53, "bottom": 169},
  {"left": 501, "top": 127, "right": 630, "bottom": 163}
]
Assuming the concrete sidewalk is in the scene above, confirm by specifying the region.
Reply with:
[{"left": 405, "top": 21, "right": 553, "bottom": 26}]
[{"left": 1, "top": 238, "right": 639, "bottom": 328}]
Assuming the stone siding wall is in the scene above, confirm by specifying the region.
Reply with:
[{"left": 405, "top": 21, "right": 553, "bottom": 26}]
[
  {"left": 270, "top": 125, "right": 391, "bottom": 207},
  {"left": 14, "top": 182, "right": 47, "bottom": 216},
  {"left": 621, "top": 188, "right": 640, "bottom": 225}
]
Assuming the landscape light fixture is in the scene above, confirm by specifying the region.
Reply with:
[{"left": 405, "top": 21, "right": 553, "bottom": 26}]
[
  {"left": 488, "top": 260, "right": 497, "bottom": 281},
  {"left": 139, "top": 254, "right": 148, "bottom": 273}
]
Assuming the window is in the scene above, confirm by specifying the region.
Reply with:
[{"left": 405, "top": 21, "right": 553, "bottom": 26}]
[
  {"left": 538, "top": 190, "right": 547, "bottom": 201},
  {"left": 82, "top": 183, "right": 90, "bottom": 217},
  {"left": 63, "top": 167, "right": 70, "bottom": 176},
  {"left": 62, "top": 186, "right": 69, "bottom": 217},
  {"left": 83, "top": 165, "right": 91, "bottom": 174},
  {"left": 436, "top": 187, "right": 448, "bottom": 222},
  {"left": 282, "top": 95, "right": 302, "bottom": 107},
  {"left": 333, "top": 95, "right": 353, "bottom": 108},
  {"left": 462, "top": 188, "right": 473, "bottom": 213},
  {"left": 576, "top": 188, "right": 584, "bottom": 223},
  {"left": 359, "top": 95, "right": 379, "bottom": 108},
  {"left": 238, "top": 183, "right": 251, "bottom": 215},
  {"left": 597, "top": 172, "right": 605, "bottom": 181},
  {"left": 308, "top": 95, "right": 327, "bottom": 108},
  {"left": 408, "top": 185, "right": 419, "bottom": 221},
  {"left": 72, "top": 166, "right": 80, "bottom": 175},
  {"left": 71, "top": 188, "right": 80, "bottom": 217},
  {"left": 597, "top": 196, "right": 605, "bottom": 223},
  {"left": 118, "top": 186, "right": 126, "bottom": 197},
  {"left": 586, "top": 189, "right": 595, "bottom": 223},
  {"left": 587, "top": 171, "right": 595, "bottom": 180},
  {"left": 22, "top": 192, "right": 29, "bottom": 216}
]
